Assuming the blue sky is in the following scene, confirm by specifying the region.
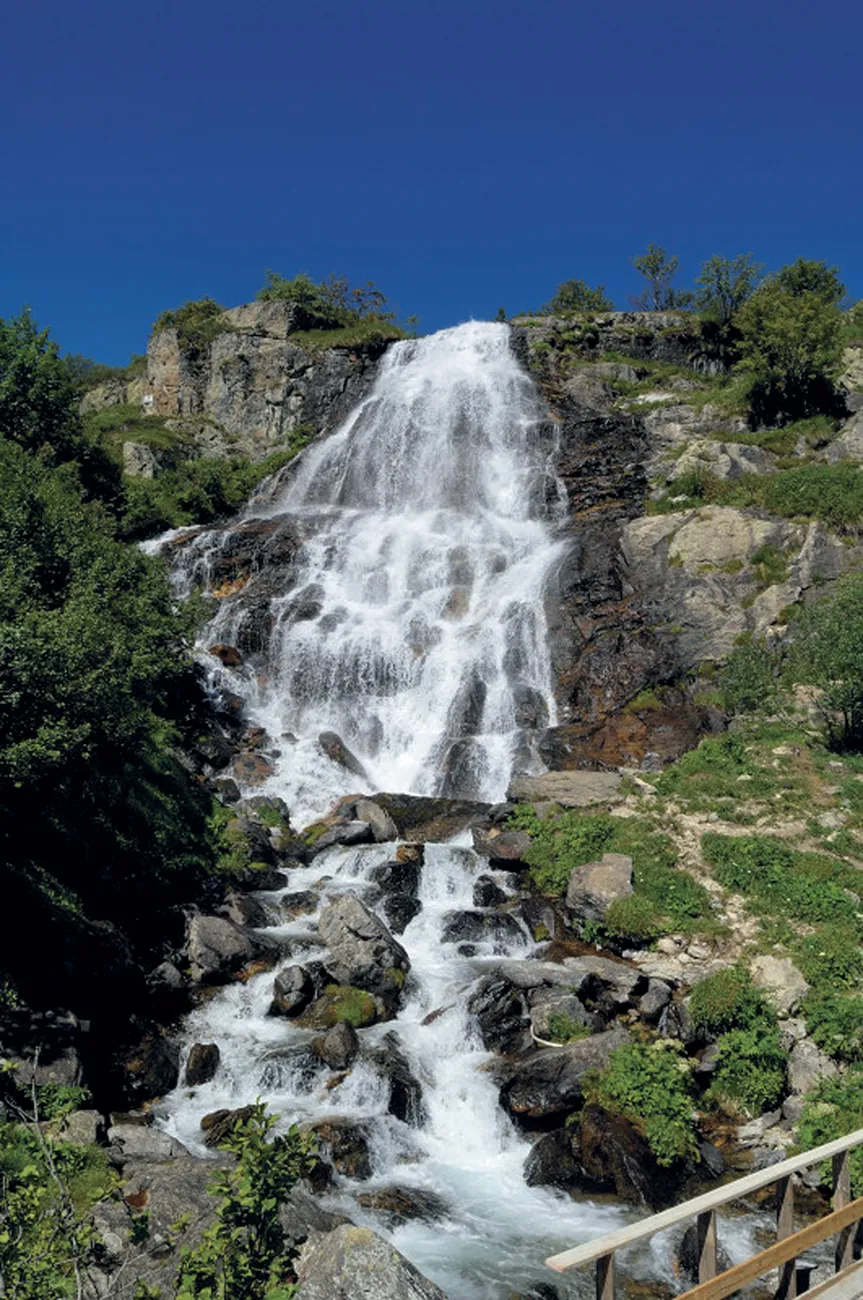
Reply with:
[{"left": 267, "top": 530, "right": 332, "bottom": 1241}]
[{"left": 1, "top": 0, "right": 861, "bottom": 364}]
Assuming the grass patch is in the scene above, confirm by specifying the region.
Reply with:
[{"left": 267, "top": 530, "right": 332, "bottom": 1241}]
[
  {"left": 804, "top": 990, "right": 863, "bottom": 1061},
  {"left": 701, "top": 832, "right": 859, "bottom": 927},
  {"left": 689, "top": 966, "right": 774, "bottom": 1035},
  {"left": 289, "top": 319, "right": 406, "bottom": 352}
]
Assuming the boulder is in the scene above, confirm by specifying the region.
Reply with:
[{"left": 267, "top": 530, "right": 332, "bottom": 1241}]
[
  {"left": 750, "top": 955, "right": 811, "bottom": 1015},
  {"left": 311, "top": 820, "right": 374, "bottom": 853},
  {"left": 294, "top": 1224, "right": 448, "bottom": 1300},
  {"left": 201, "top": 1104, "right": 257, "bottom": 1148},
  {"left": 318, "top": 895, "right": 410, "bottom": 1003},
  {"left": 468, "top": 976, "right": 531, "bottom": 1054},
  {"left": 507, "top": 771, "right": 623, "bottom": 807},
  {"left": 354, "top": 798, "right": 399, "bottom": 843},
  {"left": 471, "top": 827, "right": 533, "bottom": 865},
  {"left": 440, "top": 909, "right": 526, "bottom": 950},
  {"left": 639, "top": 979, "right": 673, "bottom": 1022},
  {"left": 185, "top": 913, "right": 263, "bottom": 983},
  {"left": 788, "top": 1038, "right": 839, "bottom": 1095},
  {"left": 370, "top": 858, "right": 421, "bottom": 896},
  {"left": 297, "top": 985, "right": 380, "bottom": 1030},
  {"left": 270, "top": 965, "right": 316, "bottom": 1017},
  {"left": 184, "top": 1043, "right": 220, "bottom": 1087},
  {"left": 473, "top": 875, "right": 509, "bottom": 908},
  {"left": 114, "top": 1029, "right": 180, "bottom": 1107},
  {"left": 221, "top": 890, "right": 274, "bottom": 929},
  {"left": 579, "top": 1103, "right": 677, "bottom": 1207},
  {"left": 382, "top": 894, "right": 422, "bottom": 934},
  {"left": 678, "top": 1223, "right": 732, "bottom": 1285},
  {"left": 319, "top": 731, "right": 370, "bottom": 781},
  {"left": 281, "top": 890, "right": 321, "bottom": 918},
  {"left": 48, "top": 1108, "right": 104, "bottom": 1146},
  {"left": 523, "top": 1128, "right": 581, "bottom": 1189},
  {"left": 500, "top": 1028, "right": 629, "bottom": 1124},
  {"left": 371, "top": 793, "right": 489, "bottom": 842},
  {"left": 312, "top": 1021, "right": 359, "bottom": 1071},
  {"left": 367, "top": 1033, "right": 426, "bottom": 1125},
  {"left": 309, "top": 1118, "right": 373, "bottom": 1180},
  {"left": 528, "top": 988, "right": 594, "bottom": 1041},
  {"left": 0, "top": 1009, "right": 84, "bottom": 1088},
  {"left": 278, "top": 1184, "right": 353, "bottom": 1252},
  {"left": 356, "top": 1185, "right": 449, "bottom": 1226},
  {"left": 107, "top": 1124, "right": 185, "bottom": 1162},
  {"left": 565, "top": 853, "right": 633, "bottom": 924}
]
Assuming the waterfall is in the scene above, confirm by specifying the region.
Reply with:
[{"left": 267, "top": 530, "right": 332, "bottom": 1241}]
[
  {"left": 159, "top": 323, "right": 643, "bottom": 1297},
  {"left": 182, "top": 321, "right": 567, "bottom": 825}
]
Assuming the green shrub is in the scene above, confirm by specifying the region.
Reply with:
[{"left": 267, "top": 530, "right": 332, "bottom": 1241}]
[
  {"left": 151, "top": 297, "right": 230, "bottom": 355},
  {"left": 604, "top": 894, "right": 663, "bottom": 944},
  {"left": 798, "top": 1069, "right": 863, "bottom": 1194},
  {"left": 804, "top": 991, "right": 863, "bottom": 1062},
  {"left": 794, "top": 928, "right": 863, "bottom": 990},
  {"left": 702, "top": 834, "right": 856, "bottom": 926},
  {"left": 720, "top": 642, "right": 778, "bottom": 715},
  {"left": 545, "top": 1012, "right": 591, "bottom": 1043},
  {"left": 689, "top": 966, "right": 773, "bottom": 1035},
  {"left": 707, "top": 1026, "right": 787, "bottom": 1117},
  {"left": 587, "top": 1041, "right": 697, "bottom": 1166},
  {"left": 175, "top": 1101, "right": 317, "bottom": 1300}
]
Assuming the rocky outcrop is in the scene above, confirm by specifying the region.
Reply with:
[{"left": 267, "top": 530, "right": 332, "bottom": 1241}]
[
  {"left": 318, "top": 895, "right": 410, "bottom": 1008},
  {"left": 293, "top": 1224, "right": 448, "bottom": 1300}
]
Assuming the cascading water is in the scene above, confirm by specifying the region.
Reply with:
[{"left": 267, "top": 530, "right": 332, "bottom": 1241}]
[{"left": 157, "top": 324, "right": 756, "bottom": 1296}]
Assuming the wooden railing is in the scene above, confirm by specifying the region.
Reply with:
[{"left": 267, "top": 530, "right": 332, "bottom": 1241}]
[{"left": 545, "top": 1127, "right": 863, "bottom": 1300}]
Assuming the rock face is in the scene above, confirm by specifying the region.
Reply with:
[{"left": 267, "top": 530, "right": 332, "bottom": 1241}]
[
  {"left": 318, "top": 895, "right": 410, "bottom": 1004},
  {"left": 565, "top": 853, "right": 634, "bottom": 924},
  {"left": 294, "top": 1224, "right": 448, "bottom": 1300},
  {"left": 143, "top": 300, "right": 390, "bottom": 460},
  {"left": 500, "top": 1027, "right": 629, "bottom": 1123}
]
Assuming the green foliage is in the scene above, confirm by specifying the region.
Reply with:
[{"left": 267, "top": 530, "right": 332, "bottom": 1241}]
[
  {"left": 321, "top": 985, "right": 377, "bottom": 1028},
  {"left": 804, "top": 990, "right": 863, "bottom": 1062},
  {"left": 720, "top": 641, "right": 778, "bottom": 715},
  {"left": 152, "top": 298, "right": 231, "bottom": 356},
  {"left": 787, "top": 573, "right": 863, "bottom": 746},
  {"left": 256, "top": 270, "right": 395, "bottom": 330},
  {"left": 702, "top": 833, "right": 857, "bottom": 926},
  {"left": 794, "top": 929, "right": 863, "bottom": 991},
  {"left": 798, "top": 1069, "right": 863, "bottom": 1195},
  {"left": 120, "top": 438, "right": 310, "bottom": 541},
  {"left": 695, "top": 253, "right": 764, "bottom": 330},
  {"left": 508, "top": 807, "right": 710, "bottom": 937},
  {"left": 545, "top": 1012, "right": 591, "bottom": 1043},
  {"left": 735, "top": 260, "right": 844, "bottom": 425},
  {"left": 689, "top": 966, "right": 774, "bottom": 1036},
  {"left": 174, "top": 1102, "right": 317, "bottom": 1300},
  {"left": 707, "top": 1026, "right": 786, "bottom": 1117},
  {"left": 0, "top": 1120, "right": 115, "bottom": 1298},
  {"left": 630, "top": 245, "right": 694, "bottom": 311},
  {"left": 541, "top": 278, "right": 614, "bottom": 314},
  {"left": 587, "top": 1041, "right": 697, "bottom": 1166},
  {"left": 33, "top": 1084, "right": 92, "bottom": 1121}
]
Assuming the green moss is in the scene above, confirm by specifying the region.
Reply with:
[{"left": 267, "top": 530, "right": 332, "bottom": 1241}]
[{"left": 321, "top": 985, "right": 377, "bottom": 1028}]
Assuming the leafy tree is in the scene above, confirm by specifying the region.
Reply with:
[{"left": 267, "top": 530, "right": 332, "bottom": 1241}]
[
  {"left": 695, "top": 253, "right": 764, "bottom": 330},
  {"left": 630, "top": 244, "right": 693, "bottom": 311},
  {"left": 175, "top": 1103, "right": 317, "bottom": 1300},
  {"left": 541, "top": 278, "right": 614, "bottom": 314},
  {"left": 787, "top": 572, "right": 863, "bottom": 747},
  {"left": 735, "top": 259, "right": 845, "bottom": 425},
  {"left": 256, "top": 271, "right": 393, "bottom": 325}
]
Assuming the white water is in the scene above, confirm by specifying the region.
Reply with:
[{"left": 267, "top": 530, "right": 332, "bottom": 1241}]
[{"left": 157, "top": 324, "right": 762, "bottom": 1296}]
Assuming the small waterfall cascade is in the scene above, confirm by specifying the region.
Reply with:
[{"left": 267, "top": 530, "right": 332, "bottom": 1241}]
[
  {"left": 170, "top": 321, "right": 567, "bottom": 824},
  {"left": 160, "top": 323, "right": 676, "bottom": 1296}
]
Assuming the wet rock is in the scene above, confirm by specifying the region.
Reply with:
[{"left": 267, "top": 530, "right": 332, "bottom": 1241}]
[
  {"left": 228, "top": 863, "right": 289, "bottom": 891},
  {"left": 313, "top": 820, "right": 376, "bottom": 853},
  {"left": 500, "top": 1027, "right": 629, "bottom": 1124},
  {"left": 396, "top": 843, "right": 424, "bottom": 865},
  {"left": 293, "top": 1223, "right": 448, "bottom": 1299},
  {"left": 185, "top": 1043, "right": 220, "bottom": 1086},
  {"left": 213, "top": 775, "right": 242, "bottom": 803},
  {"left": 471, "top": 826, "right": 533, "bottom": 866},
  {"left": 372, "top": 793, "right": 489, "bottom": 842},
  {"left": 699, "top": 1139, "right": 726, "bottom": 1178},
  {"left": 382, "top": 893, "right": 422, "bottom": 934},
  {"left": 208, "top": 642, "right": 243, "bottom": 667},
  {"left": 523, "top": 1128, "right": 581, "bottom": 1189},
  {"left": 440, "top": 909, "right": 526, "bottom": 950},
  {"left": 114, "top": 1029, "right": 180, "bottom": 1106},
  {"left": 639, "top": 979, "right": 673, "bottom": 1022},
  {"left": 356, "top": 1184, "right": 450, "bottom": 1226},
  {"left": 580, "top": 1103, "right": 676, "bottom": 1207},
  {"left": 565, "top": 853, "right": 633, "bottom": 925},
  {"left": 312, "top": 1021, "right": 359, "bottom": 1071},
  {"left": 370, "top": 858, "right": 421, "bottom": 896},
  {"left": 368, "top": 1033, "right": 426, "bottom": 1125},
  {"left": 354, "top": 798, "right": 399, "bottom": 843},
  {"left": 309, "top": 1118, "right": 373, "bottom": 1179},
  {"left": 659, "top": 998, "right": 699, "bottom": 1047},
  {"left": 221, "top": 890, "right": 274, "bottom": 929},
  {"left": 318, "top": 894, "right": 410, "bottom": 1004},
  {"left": 270, "top": 966, "right": 316, "bottom": 1018},
  {"left": 278, "top": 1184, "right": 353, "bottom": 1251},
  {"left": 201, "top": 1104, "right": 257, "bottom": 1148},
  {"left": 281, "top": 891, "right": 320, "bottom": 918},
  {"left": 468, "top": 976, "right": 531, "bottom": 1054},
  {"left": 473, "top": 875, "right": 509, "bottom": 908},
  {"left": 233, "top": 751, "right": 275, "bottom": 786},
  {"left": 185, "top": 913, "right": 264, "bottom": 983},
  {"left": 319, "top": 731, "right": 370, "bottom": 781}
]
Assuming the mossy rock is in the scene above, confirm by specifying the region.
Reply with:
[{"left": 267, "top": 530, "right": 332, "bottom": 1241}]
[{"left": 297, "top": 985, "right": 378, "bottom": 1030}]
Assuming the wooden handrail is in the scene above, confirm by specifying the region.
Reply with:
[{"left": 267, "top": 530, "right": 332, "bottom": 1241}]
[
  {"left": 546, "top": 1125, "right": 863, "bottom": 1274},
  {"left": 675, "top": 1197, "right": 863, "bottom": 1300}
]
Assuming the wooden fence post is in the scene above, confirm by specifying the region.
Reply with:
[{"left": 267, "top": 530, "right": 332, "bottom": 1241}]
[
  {"left": 596, "top": 1251, "right": 615, "bottom": 1300},
  {"left": 696, "top": 1210, "right": 718, "bottom": 1283},
  {"left": 833, "top": 1150, "right": 854, "bottom": 1274},
  {"left": 776, "top": 1175, "right": 797, "bottom": 1300}
]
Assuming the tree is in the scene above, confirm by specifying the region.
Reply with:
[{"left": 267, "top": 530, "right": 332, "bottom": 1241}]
[
  {"left": 542, "top": 278, "right": 614, "bottom": 314},
  {"left": 788, "top": 572, "right": 863, "bottom": 747},
  {"left": 695, "top": 253, "right": 764, "bottom": 329},
  {"left": 630, "top": 244, "right": 693, "bottom": 311},
  {"left": 735, "top": 260, "right": 844, "bottom": 425}
]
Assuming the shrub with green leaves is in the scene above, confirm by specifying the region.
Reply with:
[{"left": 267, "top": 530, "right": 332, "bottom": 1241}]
[
  {"left": 689, "top": 966, "right": 773, "bottom": 1036},
  {"left": 707, "top": 1027, "right": 786, "bottom": 1117},
  {"left": 794, "top": 928, "right": 863, "bottom": 990},
  {"left": 798, "top": 1069, "right": 863, "bottom": 1195},
  {"left": 151, "top": 297, "right": 231, "bottom": 356},
  {"left": 587, "top": 1041, "right": 697, "bottom": 1166},
  {"left": 174, "top": 1102, "right": 317, "bottom": 1300},
  {"left": 804, "top": 991, "right": 863, "bottom": 1062},
  {"left": 719, "top": 642, "right": 778, "bottom": 715},
  {"left": 702, "top": 833, "right": 857, "bottom": 926}
]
